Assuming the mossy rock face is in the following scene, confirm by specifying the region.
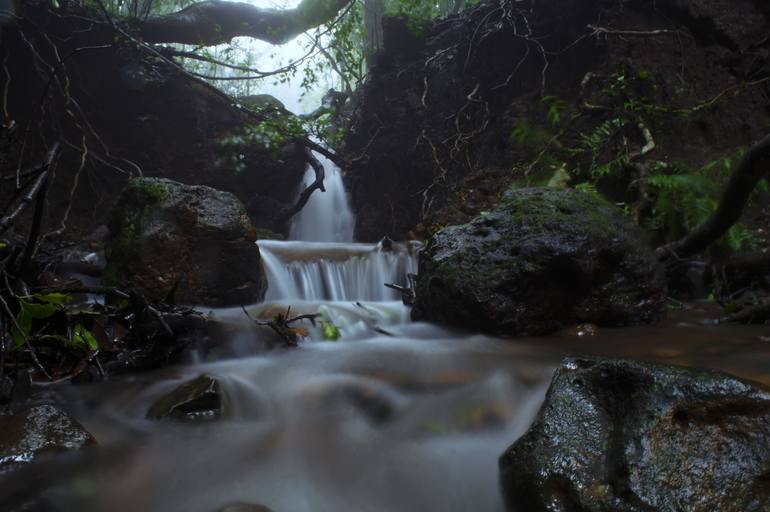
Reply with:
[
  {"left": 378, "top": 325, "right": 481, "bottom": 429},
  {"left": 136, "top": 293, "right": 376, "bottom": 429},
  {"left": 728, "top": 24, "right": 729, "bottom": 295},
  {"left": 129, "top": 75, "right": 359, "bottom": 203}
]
[
  {"left": 412, "top": 187, "right": 666, "bottom": 335},
  {"left": 105, "top": 177, "right": 266, "bottom": 307},
  {"left": 147, "top": 374, "right": 225, "bottom": 422},
  {"left": 499, "top": 357, "right": 770, "bottom": 512},
  {"left": 0, "top": 405, "right": 96, "bottom": 474}
]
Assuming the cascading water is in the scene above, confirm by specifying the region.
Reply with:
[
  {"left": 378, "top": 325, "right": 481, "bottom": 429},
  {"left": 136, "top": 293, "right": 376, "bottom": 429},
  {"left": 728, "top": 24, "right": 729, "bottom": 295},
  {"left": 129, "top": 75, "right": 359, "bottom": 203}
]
[
  {"left": 289, "top": 153, "right": 355, "bottom": 243},
  {"left": 259, "top": 240, "right": 420, "bottom": 302},
  {"left": 252, "top": 155, "right": 424, "bottom": 341}
]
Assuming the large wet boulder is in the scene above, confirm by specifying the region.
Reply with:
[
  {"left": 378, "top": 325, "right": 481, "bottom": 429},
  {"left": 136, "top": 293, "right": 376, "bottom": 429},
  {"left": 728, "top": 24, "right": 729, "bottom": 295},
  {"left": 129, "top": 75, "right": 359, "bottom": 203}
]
[
  {"left": 499, "top": 357, "right": 770, "bottom": 512},
  {"left": 412, "top": 188, "right": 665, "bottom": 335},
  {"left": 105, "top": 178, "right": 266, "bottom": 306},
  {"left": 0, "top": 405, "right": 96, "bottom": 474}
]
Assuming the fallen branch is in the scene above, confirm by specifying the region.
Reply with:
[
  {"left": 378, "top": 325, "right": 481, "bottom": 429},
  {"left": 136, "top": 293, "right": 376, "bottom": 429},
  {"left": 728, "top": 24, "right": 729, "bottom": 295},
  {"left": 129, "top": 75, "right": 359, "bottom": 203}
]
[
  {"left": 384, "top": 273, "right": 417, "bottom": 305},
  {"left": 277, "top": 146, "right": 326, "bottom": 221},
  {"left": 241, "top": 305, "right": 320, "bottom": 346},
  {"left": 587, "top": 24, "right": 680, "bottom": 38},
  {"left": 0, "top": 143, "right": 60, "bottom": 235},
  {"left": 656, "top": 134, "right": 770, "bottom": 262}
]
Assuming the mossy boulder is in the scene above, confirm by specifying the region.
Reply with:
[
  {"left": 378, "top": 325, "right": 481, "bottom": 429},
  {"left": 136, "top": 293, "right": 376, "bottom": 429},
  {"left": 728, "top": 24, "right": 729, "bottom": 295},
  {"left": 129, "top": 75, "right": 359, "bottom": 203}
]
[
  {"left": 0, "top": 405, "right": 96, "bottom": 474},
  {"left": 412, "top": 187, "right": 666, "bottom": 335},
  {"left": 147, "top": 374, "right": 225, "bottom": 422},
  {"left": 499, "top": 357, "right": 770, "bottom": 512},
  {"left": 105, "top": 177, "right": 266, "bottom": 306}
]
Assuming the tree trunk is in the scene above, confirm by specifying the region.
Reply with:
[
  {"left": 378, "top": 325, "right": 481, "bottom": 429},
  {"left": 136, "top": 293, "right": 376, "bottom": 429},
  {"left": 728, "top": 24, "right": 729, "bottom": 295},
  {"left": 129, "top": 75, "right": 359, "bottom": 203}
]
[
  {"left": 363, "top": 0, "right": 384, "bottom": 69},
  {"left": 133, "top": 0, "right": 352, "bottom": 46}
]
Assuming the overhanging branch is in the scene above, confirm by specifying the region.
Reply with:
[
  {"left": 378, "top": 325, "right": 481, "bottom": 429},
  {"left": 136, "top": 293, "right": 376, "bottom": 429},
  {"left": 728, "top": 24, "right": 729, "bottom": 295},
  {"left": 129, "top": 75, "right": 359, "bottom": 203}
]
[
  {"left": 134, "top": 0, "right": 353, "bottom": 46},
  {"left": 657, "top": 134, "right": 770, "bottom": 261}
]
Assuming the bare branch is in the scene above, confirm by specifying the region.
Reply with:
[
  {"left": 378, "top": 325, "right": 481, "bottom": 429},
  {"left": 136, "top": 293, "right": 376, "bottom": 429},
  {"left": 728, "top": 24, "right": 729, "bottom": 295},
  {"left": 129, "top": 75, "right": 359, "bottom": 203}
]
[
  {"left": 0, "top": 143, "right": 60, "bottom": 235},
  {"left": 278, "top": 146, "right": 326, "bottom": 221}
]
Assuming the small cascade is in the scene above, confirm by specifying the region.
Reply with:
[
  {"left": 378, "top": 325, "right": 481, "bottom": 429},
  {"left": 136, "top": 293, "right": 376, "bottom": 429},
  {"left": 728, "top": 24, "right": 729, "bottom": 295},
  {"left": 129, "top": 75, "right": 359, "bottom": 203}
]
[
  {"left": 259, "top": 239, "right": 420, "bottom": 302},
  {"left": 256, "top": 148, "right": 418, "bottom": 341},
  {"left": 289, "top": 153, "right": 355, "bottom": 243}
]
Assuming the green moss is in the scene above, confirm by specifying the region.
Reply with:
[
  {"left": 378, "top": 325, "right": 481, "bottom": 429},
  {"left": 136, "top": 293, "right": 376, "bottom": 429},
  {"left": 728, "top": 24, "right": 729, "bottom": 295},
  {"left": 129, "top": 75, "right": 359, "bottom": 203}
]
[
  {"left": 253, "top": 228, "right": 285, "bottom": 241},
  {"left": 131, "top": 180, "right": 168, "bottom": 202}
]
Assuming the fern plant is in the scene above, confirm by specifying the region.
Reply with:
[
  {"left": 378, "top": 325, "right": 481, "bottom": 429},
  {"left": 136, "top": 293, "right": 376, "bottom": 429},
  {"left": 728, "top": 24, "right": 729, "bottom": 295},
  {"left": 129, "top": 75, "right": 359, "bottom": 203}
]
[{"left": 643, "top": 149, "right": 761, "bottom": 252}]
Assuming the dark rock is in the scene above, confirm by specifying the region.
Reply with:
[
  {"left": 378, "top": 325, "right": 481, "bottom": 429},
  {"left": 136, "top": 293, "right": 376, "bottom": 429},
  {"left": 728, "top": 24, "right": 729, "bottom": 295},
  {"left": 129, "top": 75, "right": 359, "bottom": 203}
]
[
  {"left": 147, "top": 374, "right": 225, "bottom": 421},
  {"left": 0, "top": 405, "right": 96, "bottom": 474},
  {"left": 105, "top": 177, "right": 267, "bottom": 306},
  {"left": 412, "top": 188, "right": 666, "bottom": 335},
  {"left": 218, "top": 503, "right": 274, "bottom": 512},
  {"left": 499, "top": 357, "right": 770, "bottom": 512},
  {"left": 665, "top": 0, "right": 769, "bottom": 50}
]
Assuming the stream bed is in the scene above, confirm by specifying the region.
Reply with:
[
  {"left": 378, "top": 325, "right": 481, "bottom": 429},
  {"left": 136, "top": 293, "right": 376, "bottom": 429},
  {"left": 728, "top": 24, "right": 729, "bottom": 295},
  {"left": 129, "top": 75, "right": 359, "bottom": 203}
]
[{"left": 5, "top": 239, "right": 770, "bottom": 512}]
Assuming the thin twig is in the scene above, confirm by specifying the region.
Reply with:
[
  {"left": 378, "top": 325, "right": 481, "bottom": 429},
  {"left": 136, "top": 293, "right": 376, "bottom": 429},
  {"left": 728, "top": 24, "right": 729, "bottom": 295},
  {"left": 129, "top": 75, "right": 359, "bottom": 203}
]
[{"left": 0, "top": 143, "right": 60, "bottom": 234}]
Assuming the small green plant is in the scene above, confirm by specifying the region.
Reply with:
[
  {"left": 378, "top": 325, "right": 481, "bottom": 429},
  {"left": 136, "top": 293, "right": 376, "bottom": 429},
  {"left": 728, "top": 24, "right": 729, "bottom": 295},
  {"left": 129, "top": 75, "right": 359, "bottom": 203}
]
[
  {"left": 11, "top": 292, "right": 100, "bottom": 352},
  {"left": 541, "top": 96, "right": 569, "bottom": 127},
  {"left": 320, "top": 320, "right": 341, "bottom": 341}
]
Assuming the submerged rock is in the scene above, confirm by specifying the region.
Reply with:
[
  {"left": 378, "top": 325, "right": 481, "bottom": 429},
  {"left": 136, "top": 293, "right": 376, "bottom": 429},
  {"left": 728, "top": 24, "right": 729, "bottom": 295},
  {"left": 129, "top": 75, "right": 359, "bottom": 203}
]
[
  {"left": 147, "top": 374, "right": 225, "bottom": 422},
  {"left": 412, "top": 187, "right": 665, "bottom": 335},
  {"left": 499, "top": 357, "right": 770, "bottom": 512},
  {"left": 105, "top": 178, "right": 267, "bottom": 306},
  {"left": 0, "top": 405, "right": 96, "bottom": 473}
]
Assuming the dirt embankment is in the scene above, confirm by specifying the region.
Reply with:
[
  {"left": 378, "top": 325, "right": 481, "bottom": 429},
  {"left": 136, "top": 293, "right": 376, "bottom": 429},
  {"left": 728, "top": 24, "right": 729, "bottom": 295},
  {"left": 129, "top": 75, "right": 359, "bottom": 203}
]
[{"left": 343, "top": 0, "right": 770, "bottom": 243}]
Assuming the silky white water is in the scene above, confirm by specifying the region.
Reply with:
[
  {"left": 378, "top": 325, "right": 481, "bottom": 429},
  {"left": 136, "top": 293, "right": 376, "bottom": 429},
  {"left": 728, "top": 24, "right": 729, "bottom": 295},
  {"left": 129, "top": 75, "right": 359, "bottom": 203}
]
[
  {"left": 9, "top": 142, "right": 770, "bottom": 512},
  {"left": 259, "top": 240, "right": 420, "bottom": 302},
  {"left": 289, "top": 153, "right": 356, "bottom": 243}
]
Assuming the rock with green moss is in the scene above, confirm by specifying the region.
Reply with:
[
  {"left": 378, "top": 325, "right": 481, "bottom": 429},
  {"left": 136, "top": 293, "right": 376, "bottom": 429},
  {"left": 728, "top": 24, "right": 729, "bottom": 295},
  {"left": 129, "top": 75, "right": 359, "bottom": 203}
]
[
  {"left": 147, "top": 374, "right": 225, "bottom": 422},
  {"left": 499, "top": 357, "right": 770, "bottom": 512},
  {"left": 105, "top": 177, "right": 266, "bottom": 306},
  {"left": 412, "top": 187, "right": 665, "bottom": 335},
  {"left": 0, "top": 405, "right": 96, "bottom": 474}
]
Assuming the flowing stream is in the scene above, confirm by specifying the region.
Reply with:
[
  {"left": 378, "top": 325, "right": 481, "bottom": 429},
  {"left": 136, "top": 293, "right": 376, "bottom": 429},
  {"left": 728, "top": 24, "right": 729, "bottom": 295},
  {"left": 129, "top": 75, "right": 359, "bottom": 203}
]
[{"left": 9, "top": 158, "right": 770, "bottom": 512}]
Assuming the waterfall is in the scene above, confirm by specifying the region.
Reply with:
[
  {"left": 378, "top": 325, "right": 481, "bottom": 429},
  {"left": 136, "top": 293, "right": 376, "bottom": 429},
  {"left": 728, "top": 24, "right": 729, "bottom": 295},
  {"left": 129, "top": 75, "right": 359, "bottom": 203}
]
[
  {"left": 261, "top": 148, "right": 418, "bottom": 306},
  {"left": 259, "top": 240, "right": 420, "bottom": 302},
  {"left": 289, "top": 153, "right": 355, "bottom": 243}
]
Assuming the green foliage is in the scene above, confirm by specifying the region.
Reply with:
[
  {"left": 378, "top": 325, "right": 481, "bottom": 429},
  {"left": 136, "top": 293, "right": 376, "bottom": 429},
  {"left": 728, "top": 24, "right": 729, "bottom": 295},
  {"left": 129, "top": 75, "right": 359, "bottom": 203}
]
[
  {"left": 541, "top": 96, "right": 569, "bottom": 127},
  {"left": 643, "top": 149, "right": 760, "bottom": 251},
  {"left": 11, "top": 292, "right": 101, "bottom": 353},
  {"left": 73, "top": 324, "right": 100, "bottom": 351},
  {"left": 320, "top": 320, "right": 341, "bottom": 341},
  {"left": 13, "top": 295, "right": 63, "bottom": 348},
  {"left": 579, "top": 118, "right": 627, "bottom": 178},
  {"left": 220, "top": 114, "right": 304, "bottom": 159}
]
